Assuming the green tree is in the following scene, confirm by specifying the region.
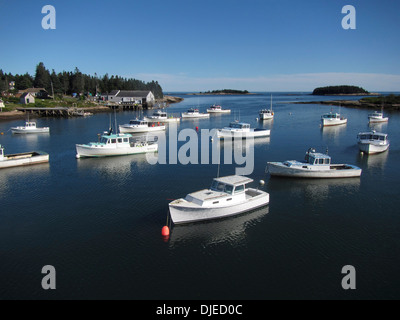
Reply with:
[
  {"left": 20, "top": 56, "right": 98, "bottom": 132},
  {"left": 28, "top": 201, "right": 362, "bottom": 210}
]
[{"left": 34, "top": 62, "right": 51, "bottom": 91}]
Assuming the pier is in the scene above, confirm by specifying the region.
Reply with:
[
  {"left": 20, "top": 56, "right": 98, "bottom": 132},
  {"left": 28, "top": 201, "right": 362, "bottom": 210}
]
[{"left": 17, "top": 107, "right": 74, "bottom": 118}]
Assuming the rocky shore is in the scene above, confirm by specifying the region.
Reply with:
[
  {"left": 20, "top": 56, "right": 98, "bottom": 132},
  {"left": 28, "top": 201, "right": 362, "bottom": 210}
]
[{"left": 292, "top": 100, "right": 400, "bottom": 111}]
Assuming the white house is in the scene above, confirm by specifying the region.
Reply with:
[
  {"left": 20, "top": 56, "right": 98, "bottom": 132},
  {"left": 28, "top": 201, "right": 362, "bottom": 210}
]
[
  {"left": 20, "top": 93, "right": 35, "bottom": 104},
  {"left": 104, "top": 90, "right": 155, "bottom": 105},
  {"left": 0, "top": 99, "right": 5, "bottom": 111}
]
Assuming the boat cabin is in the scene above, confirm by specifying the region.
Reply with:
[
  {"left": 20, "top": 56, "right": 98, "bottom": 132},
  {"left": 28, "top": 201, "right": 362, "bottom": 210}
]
[
  {"left": 228, "top": 122, "right": 250, "bottom": 129},
  {"left": 99, "top": 134, "right": 133, "bottom": 145},
  {"left": 358, "top": 132, "right": 388, "bottom": 142},
  {"left": 305, "top": 152, "right": 331, "bottom": 165},
  {"left": 210, "top": 176, "right": 252, "bottom": 195},
  {"left": 24, "top": 122, "right": 37, "bottom": 128},
  {"left": 209, "top": 105, "right": 222, "bottom": 110},
  {"left": 153, "top": 111, "right": 167, "bottom": 118},
  {"left": 260, "top": 109, "right": 273, "bottom": 114},
  {"left": 129, "top": 119, "right": 148, "bottom": 126},
  {"left": 187, "top": 108, "right": 199, "bottom": 113},
  {"left": 0, "top": 145, "right": 4, "bottom": 161},
  {"left": 322, "top": 113, "right": 341, "bottom": 120}
]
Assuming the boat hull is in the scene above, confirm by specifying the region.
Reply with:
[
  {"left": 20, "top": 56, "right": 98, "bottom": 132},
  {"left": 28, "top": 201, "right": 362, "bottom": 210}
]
[
  {"left": 321, "top": 119, "right": 347, "bottom": 127},
  {"left": 207, "top": 109, "right": 231, "bottom": 113},
  {"left": 144, "top": 117, "right": 180, "bottom": 123},
  {"left": 76, "top": 143, "right": 158, "bottom": 158},
  {"left": 169, "top": 188, "right": 269, "bottom": 224},
  {"left": 118, "top": 125, "right": 165, "bottom": 133},
  {"left": 358, "top": 142, "right": 389, "bottom": 154},
  {"left": 0, "top": 152, "right": 49, "bottom": 169},
  {"left": 267, "top": 162, "right": 362, "bottom": 178},
  {"left": 181, "top": 114, "right": 210, "bottom": 119},
  {"left": 217, "top": 129, "right": 270, "bottom": 139},
  {"left": 11, "top": 128, "right": 50, "bottom": 134},
  {"left": 260, "top": 114, "right": 274, "bottom": 120},
  {"left": 368, "top": 117, "right": 389, "bottom": 123}
]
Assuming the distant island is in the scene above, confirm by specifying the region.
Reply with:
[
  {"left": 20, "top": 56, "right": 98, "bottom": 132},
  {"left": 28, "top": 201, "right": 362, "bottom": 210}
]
[
  {"left": 188, "top": 89, "right": 253, "bottom": 95},
  {"left": 312, "top": 85, "right": 376, "bottom": 96},
  {"left": 292, "top": 94, "right": 400, "bottom": 111}
]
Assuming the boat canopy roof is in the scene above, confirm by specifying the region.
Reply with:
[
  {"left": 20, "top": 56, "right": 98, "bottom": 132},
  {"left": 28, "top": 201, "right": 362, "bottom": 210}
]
[
  {"left": 213, "top": 175, "right": 253, "bottom": 186},
  {"left": 229, "top": 122, "right": 250, "bottom": 129},
  {"left": 309, "top": 152, "right": 331, "bottom": 160},
  {"left": 102, "top": 133, "right": 132, "bottom": 139},
  {"left": 322, "top": 113, "right": 341, "bottom": 118},
  {"left": 358, "top": 131, "right": 388, "bottom": 138}
]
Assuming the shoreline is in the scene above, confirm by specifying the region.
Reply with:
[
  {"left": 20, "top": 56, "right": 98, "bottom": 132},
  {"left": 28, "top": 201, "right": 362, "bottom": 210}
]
[
  {"left": 291, "top": 99, "right": 400, "bottom": 111},
  {"left": 0, "top": 96, "right": 184, "bottom": 122}
]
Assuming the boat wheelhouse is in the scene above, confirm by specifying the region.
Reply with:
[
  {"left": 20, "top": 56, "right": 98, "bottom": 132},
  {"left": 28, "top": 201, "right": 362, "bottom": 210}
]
[
  {"left": 169, "top": 175, "right": 269, "bottom": 224},
  {"left": 119, "top": 119, "right": 166, "bottom": 133},
  {"left": 267, "top": 148, "right": 362, "bottom": 178},
  {"left": 321, "top": 113, "right": 347, "bottom": 127},
  {"left": 217, "top": 121, "right": 270, "bottom": 139},
  {"left": 259, "top": 95, "right": 274, "bottom": 120},
  {"left": 357, "top": 131, "right": 389, "bottom": 154},
  {"left": 76, "top": 132, "right": 158, "bottom": 158}
]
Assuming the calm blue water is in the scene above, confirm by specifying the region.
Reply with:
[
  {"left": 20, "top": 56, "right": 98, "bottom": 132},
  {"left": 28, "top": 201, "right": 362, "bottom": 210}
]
[{"left": 1, "top": 93, "right": 400, "bottom": 299}]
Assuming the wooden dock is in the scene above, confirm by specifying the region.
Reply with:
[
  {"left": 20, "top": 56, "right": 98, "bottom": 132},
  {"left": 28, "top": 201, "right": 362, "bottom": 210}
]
[{"left": 17, "top": 107, "right": 74, "bottom": 117}]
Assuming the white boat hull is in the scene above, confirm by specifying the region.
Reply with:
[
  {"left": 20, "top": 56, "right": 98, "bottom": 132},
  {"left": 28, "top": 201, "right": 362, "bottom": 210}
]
[
  {"left": 118, "top": 125, "right": 165, "bottom": 133},
  {"left": 369, "top": 117, "right": 389, "bottom": 123},
  {"left": 358, "top": 142, "right": 389, "bottom": 154},
  {"left": 0, "top": 152, "right": 49, "bottom": 169},
  {"left": 267, "top": 162, "right": 362, "bottom": 178},
  {"left": 217, "top": 129, "right": 270, "bottom": 139},
  {"left": 11, "top": 128, "right": 50, "bottom": 134},
  {"left": 76, "top": 143, "right": 158, "bottom": 158},
  {"left": 144, "top": 117, "right": 180, "bottom": 123},
  {"left": 169, "top": 188, "right": 269, "bottom": 224},
  {"left": 207, "top": 109, "right": 231, "bottom": 113},
  {"left": 182, "top": 113, "right": 210, "bottom": 119},
  {"left": 260, "top": 114, "right": 274, "bottom": 120},
  {"left": 321, "top": 118, "right": 347, "bottom": 127}
]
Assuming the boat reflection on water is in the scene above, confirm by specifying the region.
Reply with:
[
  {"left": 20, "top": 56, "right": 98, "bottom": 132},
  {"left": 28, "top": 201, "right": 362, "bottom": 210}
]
[
  {"left": 267, "top": 177, "right": 361, "bottom": 205},
  {"left": 168, "top": 206, "right": 269, "bottom": 247},
  {"left": 368, "top": 121, "right": 388, "bottom": 132},
  {"left": 321, "top": 125, "right": 347, "bottom": 142},
  {"left": 356, "top": 150, "right": 389, "bottom": 170},
  {"left": 76, "top": 153, "right": 156, "bottom": 178}
]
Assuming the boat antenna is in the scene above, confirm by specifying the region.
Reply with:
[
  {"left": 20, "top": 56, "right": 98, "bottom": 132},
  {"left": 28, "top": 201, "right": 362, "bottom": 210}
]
[
  {"left": 217, "top": 162, "right": 220, "bottom": 178},
  {"left": 326, "top": 146, "right": 329, "bottom": 155}
]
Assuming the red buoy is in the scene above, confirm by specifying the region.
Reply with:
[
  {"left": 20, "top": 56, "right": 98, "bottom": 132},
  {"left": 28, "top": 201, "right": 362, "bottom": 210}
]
[
  {"left": 195, "top": 126, "right": 199, "bottom": 131},
  {"left": 161, "top": 226, "right": 170, "bottom": 237}
]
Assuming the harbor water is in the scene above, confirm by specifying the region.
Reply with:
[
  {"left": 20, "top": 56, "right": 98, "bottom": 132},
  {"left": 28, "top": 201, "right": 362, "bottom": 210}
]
[{"left": 1, "top": 93, "right": 400, "bottom": 299}]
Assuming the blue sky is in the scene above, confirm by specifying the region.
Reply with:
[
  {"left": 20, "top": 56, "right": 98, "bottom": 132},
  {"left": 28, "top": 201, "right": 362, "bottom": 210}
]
[{"left": 1, "top": 0, "right": 400, "bottom": 91}]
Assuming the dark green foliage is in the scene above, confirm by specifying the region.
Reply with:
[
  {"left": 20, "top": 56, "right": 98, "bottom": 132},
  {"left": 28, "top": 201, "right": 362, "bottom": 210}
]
[
  {"left": 312, "top": 85, "right": 369, "bottom": 95},
  {"left": 361, "top": 94, "right": 400, "bottom": 105},
  {"left": 202, "top": 89, "right": 249, "bottom": 94},
  {"left": 1, "top": 63, "right": 164, "bottom": 99}
]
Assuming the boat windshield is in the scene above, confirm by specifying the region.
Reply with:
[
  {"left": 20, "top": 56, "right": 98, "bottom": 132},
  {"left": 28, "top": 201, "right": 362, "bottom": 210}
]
[
  {"left": 234, "top": 185, "right": 245, "bottom": 193},
  {"left": 229, "top": 123, "right": 250, "bottom": 129},
  {"left": 129, "top": 120, "right": 143, "bottom": 125},
  {"left": 100, "top": 137, "right": 109, "bottom": 144}
]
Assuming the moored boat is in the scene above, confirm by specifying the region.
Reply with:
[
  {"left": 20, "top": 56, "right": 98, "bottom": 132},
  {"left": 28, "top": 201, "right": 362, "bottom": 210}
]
[
  {"left": 119, "top": 119, "right": 166, "bottom": 133},
  {"left": 266, "top": 148, "right": 362, "bottom": 178},
  {"left": 217, "top": 121, "right": 270, "bottom": 139},
  {"left": 76, "top": 132, "right": 158, "bottom": 158},
  {"left": 144, "top": 110, "right": 180, "bottom": 123},
  {"left": 357, "top": 131, "right": 389, "bottom": 154},
  {"left": 182, "top": 108, "right": 210, "bottom": 119},
  {"left": 0, "top": 144, "right": 49, "bottom": 169},
  {"left": 259, "top": 95, "right": 274, "bottom": 120},
  {"left": 321, "top": 112, "right": 347, "bottom": 127},
  {"left": 11, "top": 121, "right": 50, "bottom": 134},
  {"left": 169, "top": 175, "right": 269, "bottom": 224},
  {"left": 368, "top": 111, "right": 388, "bottom": 123},
  {"left": 206, "top": 105, "right": 231, "bottom": 113}
]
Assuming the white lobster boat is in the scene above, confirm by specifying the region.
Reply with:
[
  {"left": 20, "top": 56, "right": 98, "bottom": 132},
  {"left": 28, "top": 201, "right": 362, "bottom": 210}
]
[
  {"left": 259, "top": 95, "right": 274, "bottom": 120},
  {"left": 0, "top": 144, "right": 49, "bottom": 169},
  {"left": 144, "top": 110, "right": 180, "bottom": 123},
  {"left": 182, "top": 108, "right": 210, "bottom": 119},
  {"left": 76, "top": 132, "right": 158, "bottom": 158},
  {"left": 368, "top": 111, "right": 388, "bottom": 123},
  {"left": 207, "top": 105, "right": 231, "bottom": 113},
  {"left": 217, "top": 121, "right": 270, "bottom": 139},
  {"left": 11, "top": 121, "right": 50, "bottom": 134},
  {"left": 321, "top": 113, "right": 347, "bottom": 127},
  {"left": 119, "top": 119, "right": 166, "bottom": 133},
  {"left": 357, "top": 131, "right": 389, "bottom": 154},
  {"left": 267, "top": 148, "right": 362, "bottom": 178},
  {"left": 169, "top": 175, "right": 269, "bottom": 224}
]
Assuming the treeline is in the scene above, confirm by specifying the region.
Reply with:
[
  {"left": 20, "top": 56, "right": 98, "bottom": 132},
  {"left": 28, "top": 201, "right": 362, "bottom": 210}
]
[
  {"left": 202, "top": 89, "right": 250, "bottom": 94},
  {"left": 361, "top": 94, "right": 400, "bottom": 105},
  {"left": 312, "top": 85, "right": 369, "bottom": 95},
  {"left": 0, "top": 62, "right": 163, "bottom": 98}
]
